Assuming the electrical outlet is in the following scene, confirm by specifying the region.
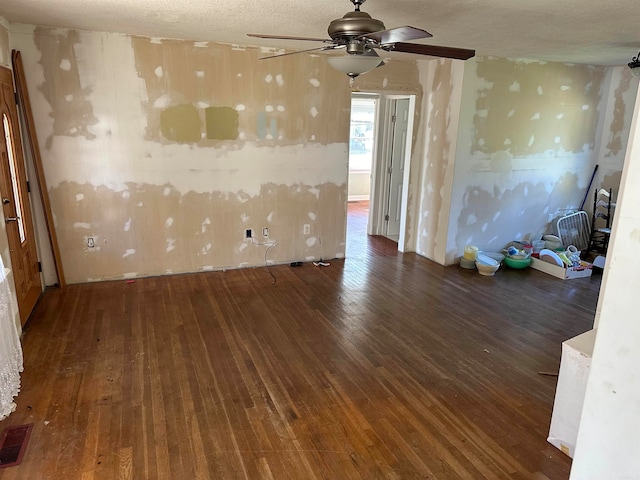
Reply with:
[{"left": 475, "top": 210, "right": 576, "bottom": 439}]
[
  {"left": 303, "top": 224, "right": 310, "bottom": 235},
  {"left": 87, "top": 237, "right": 95, "bottom": 248},
  {"left": 245, "top": 229, "right": 252, "bottom": 239},
  {"left": 262, "top": 227, "right": 269, "bottom": 237}
]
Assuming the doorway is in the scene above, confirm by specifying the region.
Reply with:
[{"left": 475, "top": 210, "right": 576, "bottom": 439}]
[
  {"left": 346, "top": 93, "right": 415, "bottom": 255},
  {"left": 383, "top": 97, "right": 411, "bottom": 242},
  {"left": 347, "top": 95, "right": 378, "bottom": 203},
  {"left": 0, "top": 66, "right": 41, "bottom": 325}
]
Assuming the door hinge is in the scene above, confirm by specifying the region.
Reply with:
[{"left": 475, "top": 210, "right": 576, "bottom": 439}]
[
  {"left": 387, "top": 166, "right": 392, "bottom": 174},
  {"left": 391, "top": 115, "right": 397, "bottom": 123},
  {"left": 14, "top": 91, "right": 19, "bottom": 105},
  {"left": 384, "top": 214, "right": 389, "bottom": 221},
  {"left": 37, "top": 262, "right": 42, "bottom": 272},
  {"left": 26, "top": 180, "right": 31, "bottom": 193}
]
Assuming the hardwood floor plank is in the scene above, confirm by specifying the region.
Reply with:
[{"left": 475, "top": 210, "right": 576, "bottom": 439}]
[{"left": 0, "top": 203, "right": 598, "bottom": 479}]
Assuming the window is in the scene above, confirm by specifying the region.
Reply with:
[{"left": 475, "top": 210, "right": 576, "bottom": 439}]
[
  {"left": 349, "top": 97, "right": 377, "bottom": 172},
  {"left": 3, "top": 114, "right": 26, "bottom": 243}
]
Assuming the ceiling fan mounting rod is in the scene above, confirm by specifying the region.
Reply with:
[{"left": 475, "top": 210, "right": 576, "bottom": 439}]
[{"left": 350, "top": 0, "right": 367, "bottom": 12}]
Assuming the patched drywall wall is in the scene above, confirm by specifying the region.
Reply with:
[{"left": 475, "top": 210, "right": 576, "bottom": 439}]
[
  {"left": 10, "top": 26, "right": 359, "bottom": 282},
  {"left": 413, "top": 58, "right": 465, "bottom": 263},
  {"left": 444, "top": 57, "right": 637, "bottom": 263},
  {"left": 471, "top": 60, "right": 602, "bottom": 156},
  {"left": 13, "top": 21, "right": 634, "bottom": 277},
  {"left": 588, "top": 66, "right": 637, "bottom": 213},
  {"left": 1, "top": 14, "right": 442, "bottom": 338},
  {"left": 49, "top": 181, "right": 345, "bottom": 281},
  {"left": 131, "top": 36, "right": 351, "bottom": 146}
]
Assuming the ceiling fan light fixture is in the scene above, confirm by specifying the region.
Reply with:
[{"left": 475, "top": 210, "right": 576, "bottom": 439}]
[
  {"left": 326, "top": 50, "right": 384, "bottom": 79},
  {"left": 629, "top": 50, "right": 640, "bottom": 77}
]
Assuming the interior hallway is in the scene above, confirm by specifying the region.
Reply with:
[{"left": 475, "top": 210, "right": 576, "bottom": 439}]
[
  {"left": 0, "top": 206, "right": 601, "bottom": 479},
  {"left": 346, "top": 200, "right": 399, "bottom": 259}
]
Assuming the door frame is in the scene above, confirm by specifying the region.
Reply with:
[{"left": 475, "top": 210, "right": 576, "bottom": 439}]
[
  {"left": 12, "top": 50, "right": 65, "bottom": 287},
  {"left": 369, "top": 94, "right": 416, "bottom": 251}
]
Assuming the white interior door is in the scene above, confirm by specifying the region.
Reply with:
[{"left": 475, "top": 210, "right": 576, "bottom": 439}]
[{"left": 385, "top": 98, "right": 410, "bottom": 238}]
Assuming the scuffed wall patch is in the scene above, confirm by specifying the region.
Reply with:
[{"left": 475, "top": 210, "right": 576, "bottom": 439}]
[
  {"left": 605, "top": 68, "right": 633, "bottom": 157},
  {"left": 601, "top": 171, "right": 622, "bottom": 199},
  {"left": 158, "top": 104, "right": 241, "bottom": 142},
  {"left": 160, "top": 103, "right": 202, "bottom": 142},
  {"left": 205, "top": 106, "right": 239, "bottom": 140},
  {"left": 34, "top": 28, "right": 99, "bottom": 148}
]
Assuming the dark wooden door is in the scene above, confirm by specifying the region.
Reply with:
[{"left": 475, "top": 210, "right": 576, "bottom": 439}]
[{"left": 0, "top": 66, "right": 41, "bottom": 325}]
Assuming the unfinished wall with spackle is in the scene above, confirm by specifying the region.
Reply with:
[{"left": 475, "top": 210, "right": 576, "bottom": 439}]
[
  {"left": 412, "top": 58, "right": 465, "bottom": 263},
  {"left": 443, "top": 57, "right": 636, "bottom": 263},
  {"left": 10, "top": 25, "right": 355, "bottom": 283},
  {"left": 590, "top": 67, "right": 637, "bottom": 210}
]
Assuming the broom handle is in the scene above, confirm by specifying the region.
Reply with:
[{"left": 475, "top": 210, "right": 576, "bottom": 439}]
[{"left": 580, "top": 164, "right": 599, "bottom": 211}]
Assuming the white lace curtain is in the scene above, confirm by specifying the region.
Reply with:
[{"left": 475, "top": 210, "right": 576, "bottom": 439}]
[{"left": 0, "top": 261, "right": 23, "bottom": 421}]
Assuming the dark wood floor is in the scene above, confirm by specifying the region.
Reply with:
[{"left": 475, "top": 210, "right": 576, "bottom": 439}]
[{"left": 0, "top": 201, "right": 600, "bottom": 479}]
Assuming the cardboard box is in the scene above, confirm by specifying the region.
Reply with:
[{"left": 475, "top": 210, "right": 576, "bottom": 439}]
[{"left": 530, "top": 257, "right": 593, "bottom": 280}]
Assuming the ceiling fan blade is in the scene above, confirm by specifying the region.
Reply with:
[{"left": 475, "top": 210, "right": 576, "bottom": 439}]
[
  {"left": 248, "top": 33, "right": 332, "bottom": 43},
  {"left": 389, "top": 42, "right": 475, "bottom": 60},
  {"left": 361, "top": 26, "right": 432, "bottom": 45},
  {"left": 259, "top": 45, "right": 343, "bottom": 60}
]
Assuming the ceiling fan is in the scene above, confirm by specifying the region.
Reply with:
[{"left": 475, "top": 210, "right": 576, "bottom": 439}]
[{"left": 248, "top": 0, "right": 475, "bottom": 79}]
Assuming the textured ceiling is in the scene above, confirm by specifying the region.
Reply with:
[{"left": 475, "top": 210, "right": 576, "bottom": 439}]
[{"left": 1, "top": 0, "right": 640, "bottom": 66}]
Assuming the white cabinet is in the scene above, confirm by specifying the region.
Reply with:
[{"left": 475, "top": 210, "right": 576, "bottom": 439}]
[{"left": 548, "top": 329, "right": 597, "bottom": 457}]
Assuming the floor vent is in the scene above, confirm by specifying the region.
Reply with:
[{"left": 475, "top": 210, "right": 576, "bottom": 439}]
[{"left": 0, "top": 423, "right": 33, "bottom": 468}]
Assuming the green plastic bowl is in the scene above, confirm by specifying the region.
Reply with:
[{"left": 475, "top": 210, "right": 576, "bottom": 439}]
[{"left": 504, "top": 256, "right": 532, "bottom": 269}]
